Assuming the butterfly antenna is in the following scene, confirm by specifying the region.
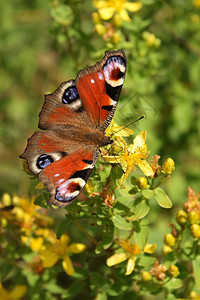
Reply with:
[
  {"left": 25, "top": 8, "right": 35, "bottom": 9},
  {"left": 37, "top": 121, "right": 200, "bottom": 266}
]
[{"left": 111, "top": 115, "right": 145, "bottom": 138}]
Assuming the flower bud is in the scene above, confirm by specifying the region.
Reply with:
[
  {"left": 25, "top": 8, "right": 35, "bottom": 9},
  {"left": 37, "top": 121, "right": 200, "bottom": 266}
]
[
  {"left": 162, "top": 244, "right": 173, "bottom": 255},
  {"left": 161, "top": 158, "right": 175, "bottom": 175},
  {"left": 137, "top": 177, "right": 148, "bottom": 189},
  {"left": 94, "top": 23, "right": 106, "bottom": 35},
  {"left": 164, "top": 233, "right": 176, "bottom": 247},
  {"left": 191, "top": 224, "right": 200, "bottom": 239},
  {"left": 142, "top": 271, "right": 152, "bottom": 281},
  {"left": 176, "top": 210, "right": 188, "bottom": 225},
  {"left": 188, "top": 211, "right": 199, "bottom": 224},
  {"left": 112, "top": 32, "right": 121, "bottom": 44},
  {"left": 112, "top": 13, "right": 122, "bottom": 27},
  {"left": 2, "top": 193, "right": 11, "bottom": 206},
  {"left": 92, "top": 12, "right": 100, "bottom": 24},
  {"left": 168, "top": 265, "right": 180, "bottom": 277}
]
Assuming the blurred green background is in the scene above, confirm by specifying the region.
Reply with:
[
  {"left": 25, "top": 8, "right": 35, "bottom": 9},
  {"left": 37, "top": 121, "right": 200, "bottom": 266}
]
[{"left": 0, "top": 0, "right": 200, "bottom": 209}]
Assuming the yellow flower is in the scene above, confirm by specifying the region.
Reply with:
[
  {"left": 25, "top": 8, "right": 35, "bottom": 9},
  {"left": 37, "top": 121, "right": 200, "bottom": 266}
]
[
  {"left": 40, "top": 234, "right": 86, "bottom": 276},
  {"left": 104, "top": 131, "right": 154, "bottom": 186},
  {"left": 0, "top": 283, "right": 27, "bottom": 300},
  {"left": 106, "top": 239, "right": 140, "bottom": 275},
  {"left": 143, "top": 243, "right": 156, "bottom": 254},
  {"left": 194, "top": 0, "right": 200, "bottom": 7},
  {"left": 93, "top": 0, "right": 142, "bottom": 22}
]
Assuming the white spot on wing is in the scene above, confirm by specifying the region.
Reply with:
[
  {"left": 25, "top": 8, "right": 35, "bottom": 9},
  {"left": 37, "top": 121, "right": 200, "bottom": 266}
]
[
  {"left": 98, "top": 72, "right": 104, "bottom": 80},
  {"left": 91, "top": 79, "right": 95, "bottom": 84}
]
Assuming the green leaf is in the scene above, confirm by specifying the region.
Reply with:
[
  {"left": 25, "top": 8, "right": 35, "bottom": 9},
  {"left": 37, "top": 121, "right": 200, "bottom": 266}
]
[
  {"left": 134, "top": 225, "right": 149, "bottom": 249},
  {"left": 137, "top": 255, "right": 156, "bottom": 267},
  {"left": 154, "top": 187, "right": 173, "bottom": 208},
  {"left": 95, "top": 293, "right": 107, "bottom": 300},
  {"left": 142, "top": 189, "right": 155, "bottom": 199},
  {"left": 112, "top": 214, "right": 133, "bottom": 230},
  {"left": 193, "top": 255, "right": 200, "bottom": 289},
  {"left": 56, "top": 217, "right": 73, "bottom": 238},
  {"left": 96, "top": 222, "right": 114, "bottom": 254},
  {"left": 164, "top": 278, "right": 183, "bottom": 290},
  {"left": 129, "top": 198, "right": 150, "bottom": 221},
  {"left": 51, "top": 4, "right": 73, "bottom": 25}
]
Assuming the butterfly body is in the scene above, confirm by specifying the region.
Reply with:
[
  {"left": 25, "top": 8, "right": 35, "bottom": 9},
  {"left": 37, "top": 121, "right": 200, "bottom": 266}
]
[{"left": 20, "top": 50, "right": 127, "bottom": 207}]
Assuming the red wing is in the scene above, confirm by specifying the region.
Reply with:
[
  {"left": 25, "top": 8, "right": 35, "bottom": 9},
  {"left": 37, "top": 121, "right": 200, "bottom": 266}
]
[
  {"left": 20, "top": 131, "right": 98, "bottom": 207},
  {"left": 38, "top": 80, "right": 90, "bottom": 131},
  {"left": 39, "top": 149, "right": 98, "bottom": 207},
  {"left": 76, "top": 50, "right": 127, "bottom": 129}
]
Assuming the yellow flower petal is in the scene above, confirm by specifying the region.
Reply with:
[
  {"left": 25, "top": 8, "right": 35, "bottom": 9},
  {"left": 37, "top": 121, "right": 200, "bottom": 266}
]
[
  {"left": 143, "top": 243, "right": 156, "bottom": 254},
  {"left": 62, "top": 255, "right": 75, "bottom": 276},
  {"left": 98, "top": 7, "right": 115, "bottom": 20},
  {"left": 119, "top": 8, "right": 131, "bottom": 21},
  {"left": 9, "top": 285, "right": 27, "bottom": 299},
  {"left": 93, "top": 0, "right": 110, "bottom": 9},
  {"left": 132, "top": 130, "right": 146, "bottom": 151},
  {"left": 107, "top": 252, "right": 130, "bottom": 267},
  {"left": 0, "top": 283, "right": 9, "bottom": 298},
  {"left": 137, "top": 160, "right": 154, "bottom": 177},
  {"left": 124, "top": 2, "right": 142, "bottom": 12},
  {"left": 30, "top": 237, "right": 44, "bottom": 251},
  {"left": 60, "top": 234, "right": 70, "bottom": 250},
  {"left": 68, "top": 243, "right": 86, "bottom": 253},
  {"left": 41, "top": 249, "right": 59, "bottom": 268},
  {"left": 125, "top": 256, "right": 136, "bottom": 275}
]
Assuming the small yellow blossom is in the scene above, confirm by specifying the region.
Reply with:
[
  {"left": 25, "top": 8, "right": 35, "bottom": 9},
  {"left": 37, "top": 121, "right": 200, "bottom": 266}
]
[
  {"left": 143, "top": 243, "right": 156, "bottom": 254},
  {"left": 168, "top": 265, "right": 180, "bottom": 278},
  {"left": 194, "top": 0, "right": 200, "bottom": 7},
  {"left": 142, "top": 271, "right": 152, "bottom": 281},
  {"left": 162, "top": 244, "right": 173, "bottom": 255},
  {"left": 164, "top": 233, "right": 176, "bottom": 247},
  {"left": 161, "top": 158, "right": 175, "bottom": 175},
  {"left": 191, "top": 224, "right": 200, "bottom": 239},
  {"left": 176, "top": 209, "right": 188, "bottom": 225},
  {"left": 40, "top": 234, "right": 86, "bottom": 276},
  {"left": 93, "top": 0, "right": 142, "bottom": 22},
  {"left": 137, "top": 177, "right": 148, "bottom": 189},
  {"left": 104, "top": 130, "right": 154, "bottom": 186},
  {"left": 106, "top": 240, "right": 140, "bottom": 275},
  {"left": 0, "top": 283, "right": 27, "bottom": 300}
]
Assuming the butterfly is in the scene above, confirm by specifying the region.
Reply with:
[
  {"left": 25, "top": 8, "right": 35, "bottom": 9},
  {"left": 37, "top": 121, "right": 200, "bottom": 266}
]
[{"left": 20, "top": 50, "right": 127, "bottom": 207}]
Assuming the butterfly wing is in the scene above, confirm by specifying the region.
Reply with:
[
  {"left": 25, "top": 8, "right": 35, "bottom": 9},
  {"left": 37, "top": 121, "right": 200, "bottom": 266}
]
[
  {"left": 20, "top": 50, "right": 127, "bottom": 207},
  {"left": 20, "top": 131, "right": 98, "bottom": 207},
  {"left": 76, "top": 50, "right": 127, "bottom": 130}
]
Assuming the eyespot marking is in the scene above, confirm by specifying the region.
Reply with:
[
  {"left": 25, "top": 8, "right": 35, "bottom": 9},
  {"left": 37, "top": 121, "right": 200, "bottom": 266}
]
[
  {"left": 55, "top": 178, "right": 85, "bottom": 203},
  {"left": 36, "top": 154, "right": 54, "bottom": 169},
  {"left": 62, "top": 86, "right": 79, "bottom": 104},
  {"left": 103, "top": 55, "right": 126, "bottom": 87}
]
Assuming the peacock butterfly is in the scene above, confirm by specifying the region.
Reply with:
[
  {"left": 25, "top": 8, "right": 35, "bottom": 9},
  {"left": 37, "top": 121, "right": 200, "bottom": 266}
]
[{"left": 20, "top": 50, "right": 127, "bottom": 207}]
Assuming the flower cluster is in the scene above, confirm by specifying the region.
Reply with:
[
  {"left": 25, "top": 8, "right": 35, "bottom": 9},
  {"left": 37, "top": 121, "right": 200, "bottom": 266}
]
[
  {"left": 92, "top": 0, "right": 142, "bottom": 44},
  {"left": 0, "top": 193, "right": 86, "bottom": 296}
]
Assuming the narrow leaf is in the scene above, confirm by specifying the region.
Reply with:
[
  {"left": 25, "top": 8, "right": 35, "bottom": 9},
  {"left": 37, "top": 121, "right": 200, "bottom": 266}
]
[
  {"left": 112, "top": 214, "right": 133, "bottom": 230},
  {"left": 129, "top": 198, "right": 150, "bottom": 221},
  {"left": 155, "top": 187, "right": 173, "bottom": 208}
]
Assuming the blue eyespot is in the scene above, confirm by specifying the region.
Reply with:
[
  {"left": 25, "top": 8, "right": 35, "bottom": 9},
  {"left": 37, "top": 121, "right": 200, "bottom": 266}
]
[
  {"left": 62, "top": 86, "right": 79, "bottom": 104},
  {"left": 36, "top": 154, "right": 53, "bottom": 169}
]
